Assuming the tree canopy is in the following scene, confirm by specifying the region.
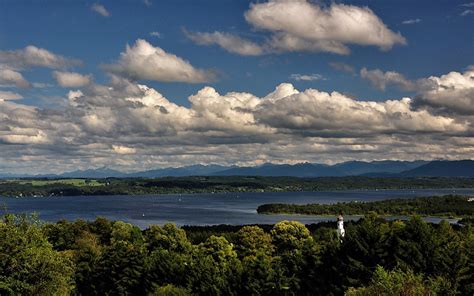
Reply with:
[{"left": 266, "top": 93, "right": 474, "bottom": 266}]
[{"left": 1, "top": 214, "right": 473, "bottom": 295}]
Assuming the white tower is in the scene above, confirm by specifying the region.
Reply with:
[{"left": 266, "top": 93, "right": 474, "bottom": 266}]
[{"left": 337, "top": 214, "right": 345, "bottom": 242}]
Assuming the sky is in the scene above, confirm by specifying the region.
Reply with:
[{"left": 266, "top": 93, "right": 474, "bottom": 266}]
[{"left": 0, "top": 0, "right": 473, "bottom": 174}]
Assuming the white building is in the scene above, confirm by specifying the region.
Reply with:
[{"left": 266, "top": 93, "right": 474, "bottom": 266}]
[{"left": 337, "top": 214, "right": 345, "bottom": 241}]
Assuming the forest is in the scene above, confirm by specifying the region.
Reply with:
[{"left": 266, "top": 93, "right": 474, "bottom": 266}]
[
  {"left": 1, "top": 176, "right": 474, "bottom": 197},
  {"left": 257, "top": 195, "right": 474, "bottom": 218},
  {"left": 1, "top": 213, "right": 473, "bottom": 295}
]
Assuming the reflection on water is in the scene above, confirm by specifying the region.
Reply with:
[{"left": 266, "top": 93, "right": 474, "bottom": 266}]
[{"left": 1, "top": 188, "right": 472, "bottom": 228}]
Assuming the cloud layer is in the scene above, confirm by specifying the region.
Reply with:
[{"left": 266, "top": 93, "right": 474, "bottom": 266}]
[{"left": 1, "top": 67, "right": 473, "bottom": 173}]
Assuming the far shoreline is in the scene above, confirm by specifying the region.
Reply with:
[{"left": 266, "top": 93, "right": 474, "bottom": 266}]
[{"left": 1, "top": 183, "right": 473, "bottom": 199}]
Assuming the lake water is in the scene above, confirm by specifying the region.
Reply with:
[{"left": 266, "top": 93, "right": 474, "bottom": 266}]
[{"left": 1, "top": 188, "right": 473, "bottom": 228}]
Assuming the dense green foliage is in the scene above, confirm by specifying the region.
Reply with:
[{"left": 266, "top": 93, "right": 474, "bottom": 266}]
[
  {"left": 459, "top": 216, "right": 474, "bottom": 225},
  {"left": 1, "top": 176, "right": 474, "bottom": 197},
  {"left": 0, "top": 215, "right": 74, "bottom": 295},
  {"left": 257, "top": 195, "right": 474, "bottom": 218},
  {"left": 1, "top": 214, "right": 473, "bottom": 295},
  {"left": 345, "top": 266, "right": 451, "bottom": 296}
]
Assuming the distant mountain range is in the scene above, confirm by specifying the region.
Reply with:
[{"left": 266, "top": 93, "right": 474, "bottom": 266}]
[
  {"left": 214, "top": 161, "right": 429, "bottom": 177},
  {"left": 1, "top": 160, "right": 474, "bottom": 179},
  {"left": 402, "top": 160, "right": 474, "bottom": 177}
]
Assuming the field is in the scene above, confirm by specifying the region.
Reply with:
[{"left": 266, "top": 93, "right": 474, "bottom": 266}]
[{"left": 7, "top": 179, "right": 103, "bottom": 187}]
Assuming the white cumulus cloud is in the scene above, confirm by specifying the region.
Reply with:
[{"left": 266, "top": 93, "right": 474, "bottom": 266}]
[
  {"left": 245, "top": 1, "right": 406, "bottom": 51},
  {"left": 0, "top": 45, "right": 81, "bottom": 69},
  {"left": 0, "top": 90, "right": 23, "bottom": 101},
  {"left": 290, "top": 74, "right": 326, "bottom": 81},
  {"left": 184, "top": 30, "right": 264, "bottom": 56},
  {"left": 0, "top": 68, "right": 30, "bottom": 88},
  {"left": 188, "top": 0, "right": 406, "bottom": 55},
  {"left": 187, "top": 1, "right": 406, "bottom": 56},
  {"left": 360, "top": 68, "right": 416, "bottom": 91},
  {"left": 53, "top": 71, "right": 92, "bottom": 88},
  {"left": 103, "top": 39, "right": 216, "bottom": 83},
  {"left": 415, "top": 68, "right": 474, "bottom": 115}
]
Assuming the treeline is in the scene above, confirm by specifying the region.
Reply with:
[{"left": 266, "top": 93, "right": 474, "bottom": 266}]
[
  {"left": 257, "top": 195, "right": 474, "bottom": 218},
  {"left": 2, "top": 176, "right": 474, "bottom": 197},
  {"left": 1, "top": 214, "right": 473, "bottom": 295}
]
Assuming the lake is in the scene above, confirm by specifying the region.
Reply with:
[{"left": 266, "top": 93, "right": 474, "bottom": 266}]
[{"left": 1, "top": 188, "right": 473, "bottom": 228}]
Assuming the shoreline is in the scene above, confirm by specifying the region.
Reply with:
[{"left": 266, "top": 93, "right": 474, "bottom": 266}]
[
  {"left": 1, "top": 186, "right": 473, "bottom": 199},
  {"left": 258, "top": 212, "right": 463, "bottom": 220}
]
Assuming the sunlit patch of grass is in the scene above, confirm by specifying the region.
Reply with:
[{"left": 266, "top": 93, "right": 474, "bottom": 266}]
[{"left": 8, "top": 179, "right": 103, "bottom": 187}]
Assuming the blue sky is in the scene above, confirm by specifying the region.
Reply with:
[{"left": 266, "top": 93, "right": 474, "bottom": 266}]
[
  {"left": 0, "top": 0, "right": 473, "bottom": 173},
  {"left": 2, "top": 0, "right": 472, "bottom": 105}
]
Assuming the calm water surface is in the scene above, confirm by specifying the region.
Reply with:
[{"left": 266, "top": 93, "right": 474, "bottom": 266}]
[{"left": 1, "top": 188, "right": 473, "bottom": 228}]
